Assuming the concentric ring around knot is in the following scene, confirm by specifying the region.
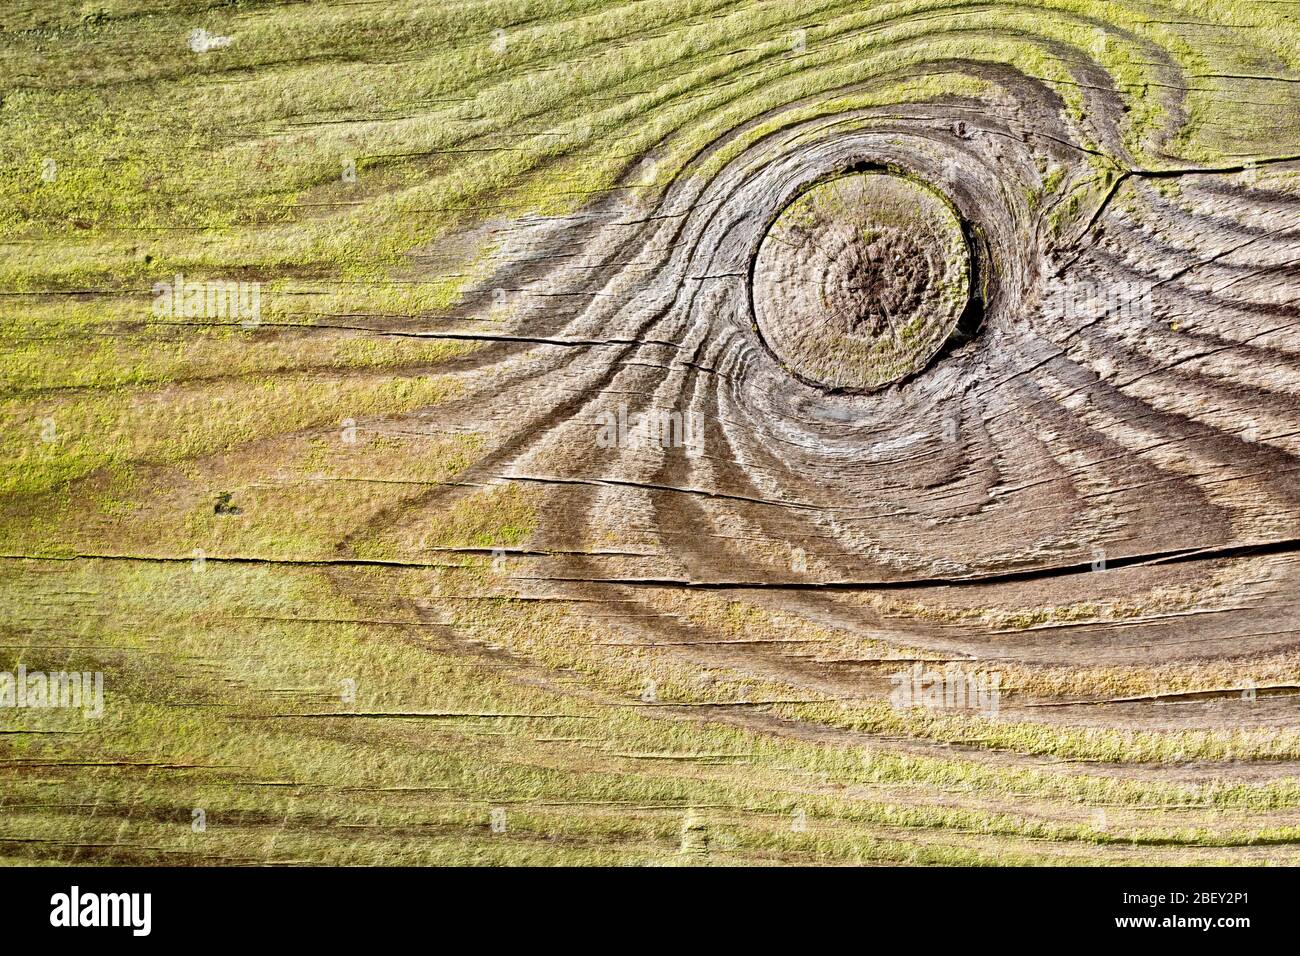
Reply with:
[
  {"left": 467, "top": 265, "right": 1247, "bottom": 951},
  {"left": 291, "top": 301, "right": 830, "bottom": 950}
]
[{"left": 751, "top": 172, "right": 970, "bottom": 391}]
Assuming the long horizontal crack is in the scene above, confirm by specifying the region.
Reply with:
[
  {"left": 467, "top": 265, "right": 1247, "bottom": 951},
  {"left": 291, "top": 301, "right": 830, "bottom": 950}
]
[
  {"left": 521, "top": 536, "right": 1300, "bottom": 591},
  {"left": 496, "top": 473, "right": 827, "bottom": 510},
  {"left": 9, "top": 535, "right": 1297, "bottom": 590}
]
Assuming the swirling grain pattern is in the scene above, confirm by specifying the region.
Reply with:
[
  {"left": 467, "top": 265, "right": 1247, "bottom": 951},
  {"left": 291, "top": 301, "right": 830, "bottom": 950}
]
[{"left": 1, "top": 0, "right": 1299, "bottom": 865}]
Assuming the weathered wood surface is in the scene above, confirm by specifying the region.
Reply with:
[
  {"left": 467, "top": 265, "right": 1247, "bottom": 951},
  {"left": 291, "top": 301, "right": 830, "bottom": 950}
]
[{"left": 2, "top": 0, "right": 1300, "bottom": 864}]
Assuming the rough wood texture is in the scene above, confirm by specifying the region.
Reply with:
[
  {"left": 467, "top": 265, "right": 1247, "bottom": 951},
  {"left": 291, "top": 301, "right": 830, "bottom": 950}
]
[{"left": 2, "top": 0, "right": 1300, "bottom": 865}]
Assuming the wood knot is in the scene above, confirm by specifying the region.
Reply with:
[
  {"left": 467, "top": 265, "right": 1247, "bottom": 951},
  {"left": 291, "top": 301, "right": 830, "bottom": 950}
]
[{"left": 751, "top": 172, "right": 970, "bottom": 391}]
